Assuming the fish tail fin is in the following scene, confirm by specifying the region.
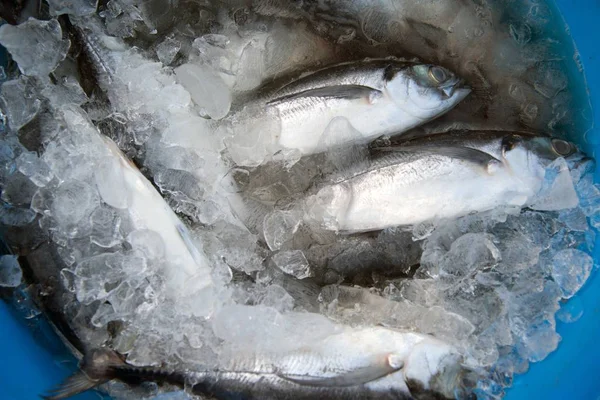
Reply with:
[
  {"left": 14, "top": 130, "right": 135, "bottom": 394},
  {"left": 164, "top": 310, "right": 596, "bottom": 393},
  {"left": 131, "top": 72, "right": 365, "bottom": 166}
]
[{"left": 41, "top": 348, "right": 125, "bottom": 400}]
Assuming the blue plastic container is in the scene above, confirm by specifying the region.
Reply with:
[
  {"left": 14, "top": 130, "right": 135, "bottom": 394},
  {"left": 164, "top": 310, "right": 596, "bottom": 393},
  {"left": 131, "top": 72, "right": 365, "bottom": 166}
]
[{"left": 0, "top": 1, "right": 598, "bottom": 399}]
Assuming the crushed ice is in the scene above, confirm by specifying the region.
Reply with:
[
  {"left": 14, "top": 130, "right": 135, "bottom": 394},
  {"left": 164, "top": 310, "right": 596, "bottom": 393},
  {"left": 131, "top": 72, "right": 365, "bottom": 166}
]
[{"left": 0, "top": 2, "right": 597, "bottom": 400}]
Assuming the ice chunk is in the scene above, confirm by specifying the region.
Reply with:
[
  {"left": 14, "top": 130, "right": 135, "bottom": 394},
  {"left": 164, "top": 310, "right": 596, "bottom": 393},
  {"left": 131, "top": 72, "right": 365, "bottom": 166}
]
[
  {"left": 51, "top": 180, "right": 101, "bottom": 228},
  {"left": 16, "top": 152, "right": 53, "bottom": 187},
  {"left": 91, "top": 302, "right": 115, "bottom": 327},
  {"left": 550, "top": 249, "right": 593, "bottom": 298},
  {"left": 0, "top": 255, "right": 22, "bottom": 287},
  {"left": 155, "top": 169, "right": 204, "bottom": 202},
  {"left": 262, "top": 210, "right": 302, "bottom": 251},
  {"left": 558, "top": 207, "right": 589, "bottom": 232},
  {"left": 556, "top": 297, "right": 584, "bottom": 323},
  {"left": 40, "top": 76, "right": 88, "bottom": 106},
  {"left": 127, "top": 229, "right": 166, "bottom": 260},
  {"left": 90, "top": 206, "right": 123, "bottom": 248},
  {"left": 48, "top": 0, "right": 98, "bottom": 16},
  {"left": 156, "top": 36, "right": 181, "bottom": 66},
  {"left": 272, "top": 250, "right": 313, "bottom": 279},
  {"left": 258, "top": 284, "right": 295, "bottom": 312},
  {"left": 0, "top": 204, "right": 36, "bottom": 226},
  {"left": 0, "top": 18, "right": 70, "bottom": 77},
  {"left": 94, "top": 155, "right": 131, "bottom": 209},
  {"left": 235, "top": 40, "right": 266, "bottom": 91},
  {"left": 416, "top": 306, "right": 476, "bottom": 340},
  {"left": 421, "top": 233, "right": 500, "bottom": 280},
  {"left": 520, "top": 319, "right": 560, "bottom": 362},
  {"left": 0, "top": 78, "right": 41, "bottom": 131},
  {"left": 318, "top": 117, "right": 364, "bottom": 156},
  {"left": 174, "top": 63, "right": 231, "bottom": 120},
  {"left": 530, "top": 158, "right": 578, "bottom": 211}
]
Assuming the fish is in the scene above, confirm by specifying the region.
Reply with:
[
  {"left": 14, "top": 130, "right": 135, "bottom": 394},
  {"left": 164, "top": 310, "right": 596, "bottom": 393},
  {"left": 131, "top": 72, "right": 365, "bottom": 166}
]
[
  {"left": 58, "top": 105, "right": 214, "bottom": 298},
  {"left": 43, "top": 326, "right": 465, "bottom": 400},
  {"left": 248, "top": 59, "right": 470, "bottom": 156},
  {"left": 303, "top": 130, "right": 579, "bottom": 232}
]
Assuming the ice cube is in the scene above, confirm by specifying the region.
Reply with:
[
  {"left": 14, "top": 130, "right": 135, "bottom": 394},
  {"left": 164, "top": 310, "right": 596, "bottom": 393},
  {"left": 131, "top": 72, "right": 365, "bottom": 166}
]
[
  {"left": 94, "top": 155, "right": 131, "bottom": 210},
  {"left": 16, "top": 151, "right": 53, "bottom": 187},
  {"left": 422, "top": 233, "right": 500, "bottom": 280},
  {"left": 155, "top": 169, "right": 204, "bottom": 202},
  {"left": 262, "top": 210, "right": 302, "bottom": 251},
  {"left": 127, "top": 229, "right": 166, "bottom": 260},
  {"left": 234, "top": 39, "right": 266, "bottom": 92},
  {"left": 318, "top": 117, "right": 366, "bottom": 158},
  {"left": 550, "top": 249, "right": 593, "bottom": 298},
  {"left": 212, "top": 305, "right": 280, "bottom": 347},
  {"left": 520, "top": 319, "right": 560, "bottom": 362},
  {"left": 51, "top": 180, "right": 101, "bottom": 228},
  {"left": 0, "top": 78, "right": 41, "bottom": 131},
  {"left": 91, "top": 302, "right": 115, "bottom": 327},
  {"left": 174, "top": 63, "right": 231, "bottom": 120},
  {"left": 0, "top": 204, "right": 36, "bottom": 226},
  {"left": 156, "top": 36, "right": 181, "bottom": 66},
  {"left": 90, "top": 206, "right": 123, "bottom": 248},
  {"left": 467, "top": 333, "right": 499, "bottom": 366},
  {"left": 0, "top": 255, "right": 22, "bottom": 287},
  {"left": 530, "top": 158, "right": 578, "bottom": 211},
  {"left": 558, "top": 207, "right": 589, "bottom": 232},
  {"left": 258, "top": 284, "right": 295, "bottom": 312},
  {"left": 272, "top": 250, "right": 314, "bottom": 279},
  {"left": 48, "top": 0, "right": 98, "bottom": 16},
  {"left": 0, "top": 18, "right": 70, "bottom": 77},
  {"left": 40, "top": 76, "right": 88, "bottom": 106},
  {"left": 556, "top": 296, "right": 584, "bottom": 323},
  {"left": 416, "top": 306, "right": 476, "bottom": 339}
]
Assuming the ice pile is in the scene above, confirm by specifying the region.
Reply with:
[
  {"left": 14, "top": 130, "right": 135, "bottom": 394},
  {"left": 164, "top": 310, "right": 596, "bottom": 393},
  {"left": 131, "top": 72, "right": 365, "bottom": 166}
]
[
  {"left": 319, "top": 156, "right": 598, "bottom": 398},
  {"left": 0, "top": 2, "right": 596, "bottom": 400}
]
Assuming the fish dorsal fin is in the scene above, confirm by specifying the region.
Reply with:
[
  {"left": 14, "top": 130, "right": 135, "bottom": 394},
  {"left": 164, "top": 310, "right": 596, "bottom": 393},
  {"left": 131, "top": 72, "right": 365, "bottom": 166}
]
[
  {"left": 372, "top": 145, "right": 501, "bottom": 169},
  {"left": 267, "top": 85, "right": 381, "bottom": 107},
  {"left": 278, "top": 354, "right": 403, "bottom": 387}
]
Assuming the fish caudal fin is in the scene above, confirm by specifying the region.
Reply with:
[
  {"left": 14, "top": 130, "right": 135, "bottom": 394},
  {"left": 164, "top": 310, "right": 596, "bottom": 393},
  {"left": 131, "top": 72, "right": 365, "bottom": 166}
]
[
  {"left": 41, "top": 348, "right": 125, "bottom": 399},
  {"left": 41, "top": 372, "right": 101, "bottom": 400}
]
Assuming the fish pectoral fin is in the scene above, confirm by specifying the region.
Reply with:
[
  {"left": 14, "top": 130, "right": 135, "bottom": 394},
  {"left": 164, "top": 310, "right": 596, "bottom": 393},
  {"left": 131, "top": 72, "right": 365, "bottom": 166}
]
[
  {"left": 278, "top": 356, "right": 403, "bottom": 388},
  {"left": 41, "top": 372, "right": 101, "bottom": 400},
  {"left": 267, "top": 85, "right": 382, "bottom": 106},
  {"left": 373, "top": 145, "right": 501, "bottom": 170}
]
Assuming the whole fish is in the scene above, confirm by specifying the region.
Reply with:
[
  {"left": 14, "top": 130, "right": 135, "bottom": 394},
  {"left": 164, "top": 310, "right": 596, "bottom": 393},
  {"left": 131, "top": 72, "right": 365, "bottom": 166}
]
[
  {"left": 245, "top": 59, "right": 470, "bottom": 156},
  {"left": 44, "top": 326, "right": 465, "bottom": 400},
  {"left": 304, "top": 131, "right": 579, "bottom": 232}
]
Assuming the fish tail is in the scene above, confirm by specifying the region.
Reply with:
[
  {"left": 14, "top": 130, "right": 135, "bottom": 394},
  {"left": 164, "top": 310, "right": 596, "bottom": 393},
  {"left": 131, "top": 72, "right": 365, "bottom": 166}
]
[
  {"left": 41, "top": 348, "right": 125, "bottom": 399},
  {"left": 42, "top": 348, "right": 189, "bottom": 399}
]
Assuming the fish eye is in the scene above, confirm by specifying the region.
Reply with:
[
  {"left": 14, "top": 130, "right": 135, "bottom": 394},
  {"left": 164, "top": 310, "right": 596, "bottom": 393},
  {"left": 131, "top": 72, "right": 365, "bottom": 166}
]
[
  {"left": 551, "top": 138, "right": 573, "bottom": 156},
  {"left": 428, "top": 66, "right": 449, "bottom": 84}
]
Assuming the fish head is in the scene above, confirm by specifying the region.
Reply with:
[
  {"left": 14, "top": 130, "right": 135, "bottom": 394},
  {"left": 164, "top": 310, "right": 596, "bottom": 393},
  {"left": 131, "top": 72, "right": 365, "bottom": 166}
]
[
  {"left": 501, "top": 133, "right": 580, "bottom": 171},
  {"left": 385, "top": 63, "right": 470, "bottom": 121},
  {"left": 403, "top": 338, "right": 464, "bottom": 399}
]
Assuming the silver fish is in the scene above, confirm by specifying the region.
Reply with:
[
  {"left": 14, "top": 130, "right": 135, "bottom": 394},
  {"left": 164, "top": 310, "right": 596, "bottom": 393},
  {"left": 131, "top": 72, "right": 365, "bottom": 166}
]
[
  {"left": 44, "top": 326, "right": 465, "bottom": 400},
  {"left": 253, "top": 59, "right": 470, "bottom": 156},
  {"left": 304, "top": 131, "right": 579, "bottom": 232}
]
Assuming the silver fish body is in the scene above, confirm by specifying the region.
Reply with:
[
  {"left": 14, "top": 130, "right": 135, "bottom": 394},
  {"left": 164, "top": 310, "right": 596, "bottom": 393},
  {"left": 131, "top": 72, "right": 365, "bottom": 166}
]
[
  {"left": 304, "top": 131, "right": 578, "bottom": 232},
  {"left": 45, "top": 327, "right": 464, "bottom": 400},
  {"left": 252, "top": 59, "right": 470, "bottom": 156}
]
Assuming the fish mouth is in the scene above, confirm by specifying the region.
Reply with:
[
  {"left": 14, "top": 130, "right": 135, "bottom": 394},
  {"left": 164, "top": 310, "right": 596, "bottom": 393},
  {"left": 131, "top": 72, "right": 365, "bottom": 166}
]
[
  {"left": 442, "top": 83, "right": 471, "bottom": 100},
  {"left": 439, "top": 78, "right": 471, "bottom": 99}
]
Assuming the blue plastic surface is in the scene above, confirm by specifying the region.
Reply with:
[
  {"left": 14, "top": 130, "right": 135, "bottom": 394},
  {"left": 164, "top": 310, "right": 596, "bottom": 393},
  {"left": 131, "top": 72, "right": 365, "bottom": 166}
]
[
  {"left": 0, "top": 1, "right": 599, "bottom": 399},
  {"left": 507, "top": 0, "right": 600, "bottom": 398}
]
